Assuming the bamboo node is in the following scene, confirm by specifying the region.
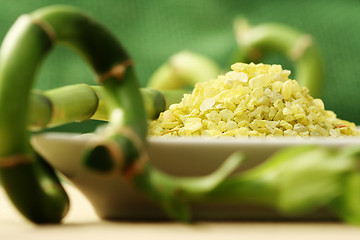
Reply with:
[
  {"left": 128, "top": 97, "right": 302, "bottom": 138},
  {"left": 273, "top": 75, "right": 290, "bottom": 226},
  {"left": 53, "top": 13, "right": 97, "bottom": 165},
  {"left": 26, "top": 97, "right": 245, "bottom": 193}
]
[
  {"left": 30, "top": 15, "right": 57, "bottom": 43},
  {"left": 124, "top": 150, "right": 148, "bottom": 181},
  {"left": 85, "top": 84, "right": 101, "bottom": 120},
  {"left": 116, "top": 126, "right": 144, "bottom": 151},
  {"left": 97, "top": 125, "right": 148, "bottom": 179},
  {"left": 0, "top": 154, "right": 33, "bottom": 168},
  {"left": 116, "top": 127, "right": 148, "bottom": 180},
  {"left": 98, "top": 59, "right": 134, "bottom": 83}
]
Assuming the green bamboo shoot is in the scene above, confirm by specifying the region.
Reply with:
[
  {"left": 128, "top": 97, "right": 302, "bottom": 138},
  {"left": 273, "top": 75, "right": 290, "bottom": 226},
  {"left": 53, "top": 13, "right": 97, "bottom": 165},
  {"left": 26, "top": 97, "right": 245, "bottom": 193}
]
[
  {"left": 233, "top": 18, "right": 323, "bottom": 98},
  {"left": 29, "top": 85, "right": 188, "bottom": 130}
]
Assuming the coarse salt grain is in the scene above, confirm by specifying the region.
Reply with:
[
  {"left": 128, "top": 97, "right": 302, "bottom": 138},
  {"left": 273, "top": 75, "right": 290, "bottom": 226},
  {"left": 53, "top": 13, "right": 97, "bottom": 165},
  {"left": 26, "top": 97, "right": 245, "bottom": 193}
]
[{"left": 200, "top": 98, "right": 215, "bottom": 112}]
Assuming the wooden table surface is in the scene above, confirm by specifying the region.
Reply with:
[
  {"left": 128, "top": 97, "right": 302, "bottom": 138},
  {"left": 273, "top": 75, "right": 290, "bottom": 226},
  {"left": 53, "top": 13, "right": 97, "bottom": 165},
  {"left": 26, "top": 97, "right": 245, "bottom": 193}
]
[{"left": 2, "top": 185, "right": 360, "bottom": 240}]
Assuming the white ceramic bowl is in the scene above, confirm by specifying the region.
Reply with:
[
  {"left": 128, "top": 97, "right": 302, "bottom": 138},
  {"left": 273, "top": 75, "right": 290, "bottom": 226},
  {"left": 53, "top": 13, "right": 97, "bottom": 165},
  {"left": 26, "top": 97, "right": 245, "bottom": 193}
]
[{"left": 31, "top": 133, "right": 360, "bottom": 221}]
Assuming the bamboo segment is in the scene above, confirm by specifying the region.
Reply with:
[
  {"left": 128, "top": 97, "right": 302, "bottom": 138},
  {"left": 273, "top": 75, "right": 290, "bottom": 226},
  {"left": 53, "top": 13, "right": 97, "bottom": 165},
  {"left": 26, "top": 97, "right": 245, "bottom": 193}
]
[
  {"left": 28, "top": 86, "right": 188, "bottom": 130},
  {"left": 233, "top": 18, "right": 323, "bottom": 98},
  {"left": 140, "top": 88, "right": 167, "bottom": 121},
  {"left": 147, "top": 51, "right": 220, "bottom": 90},
  {"left": 29, "top": 84, "right": 100, "bottom": 130}
]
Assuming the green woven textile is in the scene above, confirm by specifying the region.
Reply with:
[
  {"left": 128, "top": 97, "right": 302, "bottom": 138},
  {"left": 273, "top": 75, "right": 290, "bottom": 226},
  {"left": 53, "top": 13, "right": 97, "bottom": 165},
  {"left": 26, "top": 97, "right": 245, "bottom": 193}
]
[{"left": 1, "top": 0, "right": 360, "bottom": 131}]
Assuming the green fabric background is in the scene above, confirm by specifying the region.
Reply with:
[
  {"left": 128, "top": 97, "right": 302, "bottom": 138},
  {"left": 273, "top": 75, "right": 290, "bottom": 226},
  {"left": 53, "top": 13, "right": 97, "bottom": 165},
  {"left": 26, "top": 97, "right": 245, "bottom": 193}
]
[{"left": 1, "top": 0, "right": 360, "bottom": 132}]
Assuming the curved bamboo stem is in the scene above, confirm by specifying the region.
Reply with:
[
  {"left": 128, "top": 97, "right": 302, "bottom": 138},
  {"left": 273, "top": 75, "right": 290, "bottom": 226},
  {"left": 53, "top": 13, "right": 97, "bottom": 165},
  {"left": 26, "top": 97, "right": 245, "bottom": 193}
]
[
  {"left": 0, "top": 5, "right": 148, "bottom": 223},
  {"left": 29, "top": 85, "right": 188, "bottom": 130},
  {"left": 147, "top": 51, "right": 220, "bottom": 90},
  {"left": 0, "top": 10, "right": 70, "bottom": 223},
  {"left": 233, "top": 18, "right": 324, "bottom": 98}
]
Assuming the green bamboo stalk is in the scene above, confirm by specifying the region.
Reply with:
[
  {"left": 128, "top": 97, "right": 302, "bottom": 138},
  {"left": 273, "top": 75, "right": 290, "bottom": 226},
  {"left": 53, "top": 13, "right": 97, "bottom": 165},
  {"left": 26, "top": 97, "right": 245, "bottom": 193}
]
[
  {"left": 29, "top": 85, "right": 188, "bottom": 130},
  {"left": 0, "top": 9, "right": 70, "bottom": 223},
  {"left": 0, "top": 5, "right": 150, "bottom": 223},
  {"left": 233, "top": 18, "right": 323, "bottom": 98},
  {"left": 29, "top": 84, "right": 100, "bottom": 131},
  {"left": 147, "top": 51, "right": 220, "bottom": 90}
]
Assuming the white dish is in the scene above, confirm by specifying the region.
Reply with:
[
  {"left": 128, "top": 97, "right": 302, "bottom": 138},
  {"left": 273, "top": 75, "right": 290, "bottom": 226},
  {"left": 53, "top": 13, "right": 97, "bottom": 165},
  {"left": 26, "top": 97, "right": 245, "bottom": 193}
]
[{"left": 31, "top": 133, "right": 360, "bottom": 221}]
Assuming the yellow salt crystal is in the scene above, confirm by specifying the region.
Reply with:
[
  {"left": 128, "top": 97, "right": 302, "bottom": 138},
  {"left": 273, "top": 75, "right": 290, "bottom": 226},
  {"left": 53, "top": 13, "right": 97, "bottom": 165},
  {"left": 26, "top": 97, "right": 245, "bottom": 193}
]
[
  {"left": 280, "top": 120, "right": 293, "bottom": 130},
  {"left": 237, "top": 120, "right": 250, "bottom": 127},
  {"left": 224, "top": 101, "right": 237, "bottom": 111},
  {"left": 162, "top": 110, "right": 176, "bottom": 121},
  {"left": 313, "top": 98, "right": 325, "bottom": 109},
  {"left": 219, "top": 109, "right": 234, "bottom": 121},
  {"left": 284, "top": 129, "right": 297, "bottom": 136},
  {"left": 225, "top": 71, "right": 248, "bottom": 83},
  {"left": 226, "top": 121, "right": 237, "bottom": 131},
  {"left": 218, "top": 121, "right": 227, "bottom": 132},
  {"left": 204, "top": 129, "right": 223, "bottom": 136},
  {"left": 249, "top": 74, "right": 271, "bottom": 89},
  {"left": 272, "top": 81, "right": 283, "bottom": 92},
  {"left": 206, "top": 111, "right": 221, "bottom": 123},
  {"left": 282, "top": 107, "right": 292, "bottom": 115},
  {"left": 282, "top": 80, "right": 293, "bottom": 100},
  {"left": 185, "top": 117, "right": 201, "bottom": 124},
  {"left": 231, "top": 62, "right": 249, "bottom": 72},
  {"left": 251, "top": 87, "right": 264, "bottom": 98},
  {"left": 273, "top": 99, "right": 284, "bottom": 109},
  {"left": 202, "top": 119, "right": 217, "bottom": 130},
  {"left": 235, "top": 127, "right": 250, "bottom": 136},
  {"left": 160, "top": 121, "right": 179, "bottom": 129},
  {"left": 200, "top": 98, "right": 215, "bottom": 112}
]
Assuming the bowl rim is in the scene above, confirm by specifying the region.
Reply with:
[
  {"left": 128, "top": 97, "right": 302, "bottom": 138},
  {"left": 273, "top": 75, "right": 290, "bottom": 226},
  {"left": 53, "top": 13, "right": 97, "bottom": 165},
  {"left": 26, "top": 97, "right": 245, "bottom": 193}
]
[
  {"left": 32, "top": 131, "right": 360, "bottom": 146},
  {"left": 148, "top": 135, "right": 360, "bottom": 146}
]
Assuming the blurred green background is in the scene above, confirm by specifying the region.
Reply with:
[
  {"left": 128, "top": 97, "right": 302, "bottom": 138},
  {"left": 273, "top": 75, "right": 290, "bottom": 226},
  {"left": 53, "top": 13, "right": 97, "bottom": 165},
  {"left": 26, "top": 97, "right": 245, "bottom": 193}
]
[{"left": 1, "top": 0, "right": 360, "bottom": 132}]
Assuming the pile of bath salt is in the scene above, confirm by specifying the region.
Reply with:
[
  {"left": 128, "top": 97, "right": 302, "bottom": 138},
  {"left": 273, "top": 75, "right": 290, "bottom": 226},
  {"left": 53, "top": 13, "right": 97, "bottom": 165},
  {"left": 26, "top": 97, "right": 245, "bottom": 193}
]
[{"left": 149, "top": 62, "right": 360, "bottom": 137}]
